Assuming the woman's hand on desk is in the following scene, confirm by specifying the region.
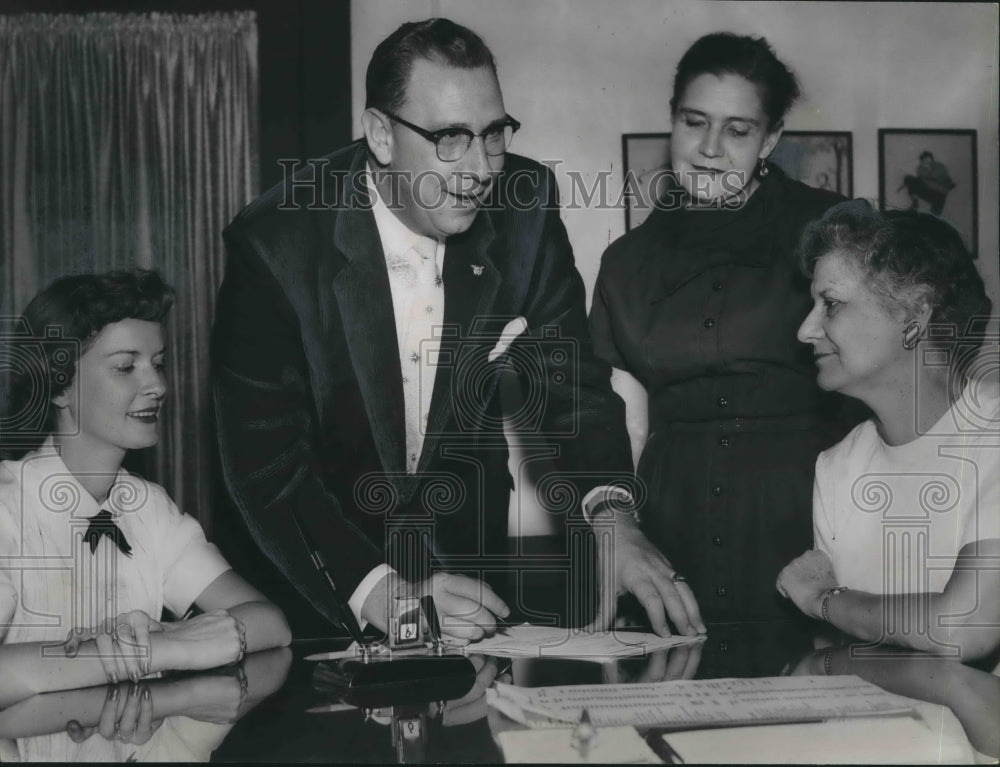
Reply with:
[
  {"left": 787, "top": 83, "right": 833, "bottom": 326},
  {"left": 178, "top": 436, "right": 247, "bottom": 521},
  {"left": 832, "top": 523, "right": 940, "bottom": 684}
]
[
  {"left": 776, "top": 549, "right": 838, "bottom": 620},
  {"left": 65, "top": 610, "right": 163, "bottom": 684},
  {"left": 156, "top": 609, "right": 247, "bottom": 671},
  {"left": 586, "top": 520, "right": 706, "bottom": 638}
]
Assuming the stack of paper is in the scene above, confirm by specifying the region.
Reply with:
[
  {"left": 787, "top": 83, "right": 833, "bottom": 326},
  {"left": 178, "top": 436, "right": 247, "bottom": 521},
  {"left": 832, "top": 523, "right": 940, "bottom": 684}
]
[{"left": 456, "top": 624, "right": 704, "bottom": 662}]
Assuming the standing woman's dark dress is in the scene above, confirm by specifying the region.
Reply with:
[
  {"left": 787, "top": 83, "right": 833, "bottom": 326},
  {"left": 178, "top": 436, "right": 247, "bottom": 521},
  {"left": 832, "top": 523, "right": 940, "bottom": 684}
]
[{"left": 590, "top": 166, "right": 850, "bottom": 621}]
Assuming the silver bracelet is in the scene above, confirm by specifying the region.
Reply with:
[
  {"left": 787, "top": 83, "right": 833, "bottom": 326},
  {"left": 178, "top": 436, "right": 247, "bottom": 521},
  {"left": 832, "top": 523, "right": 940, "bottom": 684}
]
[
  {"left": 586, "top": 490, "right": 640, "bottom": 525},
  {"left": 821, "top": 586, "right": 849, "bottom": 623}
]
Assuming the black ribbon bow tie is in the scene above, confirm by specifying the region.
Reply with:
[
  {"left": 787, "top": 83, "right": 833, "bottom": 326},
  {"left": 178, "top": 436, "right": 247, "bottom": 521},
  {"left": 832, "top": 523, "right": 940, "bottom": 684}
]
[{"left": 83, "top": 509, "right": 132, "bottom": 557}]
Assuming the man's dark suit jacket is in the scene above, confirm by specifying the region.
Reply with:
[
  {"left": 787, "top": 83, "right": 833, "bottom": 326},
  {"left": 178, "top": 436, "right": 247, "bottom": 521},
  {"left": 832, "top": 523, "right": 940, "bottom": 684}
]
[{"left": 212, "top": 142, "right": 632, "bottom": 628}]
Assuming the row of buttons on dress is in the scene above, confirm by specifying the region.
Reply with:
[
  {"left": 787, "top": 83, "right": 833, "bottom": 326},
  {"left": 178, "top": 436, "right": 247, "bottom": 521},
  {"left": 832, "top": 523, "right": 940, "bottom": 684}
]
[
  {"left": 714, "top": 412, "right": 730, "bottom": 597},
  {"left": 709, "top": 275, "right": 730, "bottom": 600}
]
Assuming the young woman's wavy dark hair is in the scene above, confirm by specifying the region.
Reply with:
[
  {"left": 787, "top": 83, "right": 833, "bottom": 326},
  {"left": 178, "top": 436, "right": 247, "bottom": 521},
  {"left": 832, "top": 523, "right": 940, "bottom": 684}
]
[{"left": 1, "top": 269, "right": 175, "bottom": 457}]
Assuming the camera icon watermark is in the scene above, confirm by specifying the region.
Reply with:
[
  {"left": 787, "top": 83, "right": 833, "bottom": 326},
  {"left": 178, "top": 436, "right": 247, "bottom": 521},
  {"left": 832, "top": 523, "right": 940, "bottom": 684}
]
[
  {"left": 3, "top": 459, "right": 148, "bottom": 654},
  {"left": 411, "top": 318, "right": 580, "bottom": 438},
  {"left": 850, "top": 461, "right": 998, "bottom": 657},
  {"left": 1, "top": 316, "right": 81, "bottom": 447}
]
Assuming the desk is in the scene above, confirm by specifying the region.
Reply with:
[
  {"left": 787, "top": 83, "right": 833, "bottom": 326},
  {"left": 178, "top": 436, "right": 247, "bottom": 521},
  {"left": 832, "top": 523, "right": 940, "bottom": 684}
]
[
  {"left": 221, "top": 619, "right": 995, "bottom": 763},
  {"left": 1, "top": 620, "right": 996, "bottom": 762}
]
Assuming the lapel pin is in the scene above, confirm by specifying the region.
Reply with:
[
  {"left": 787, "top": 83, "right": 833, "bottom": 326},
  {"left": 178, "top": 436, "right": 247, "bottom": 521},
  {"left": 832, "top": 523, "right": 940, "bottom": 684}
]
[{"left": 471, "top": 264, "right": 484, "bottom": 276}]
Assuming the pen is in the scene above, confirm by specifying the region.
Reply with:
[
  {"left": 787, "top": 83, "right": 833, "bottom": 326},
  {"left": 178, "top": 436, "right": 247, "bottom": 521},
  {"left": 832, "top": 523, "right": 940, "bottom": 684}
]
[
  {"left": 291, "top": 512, "right": 367, "bottom": 648},
  {"left": 306, "top": 702, "right": 357, "bottom": 714},
  {"left": 493, "top": 617, "right": 514, "bottom": 636},
  {"left": 420, "top": 594, "right": 444, "bottom": 652}
]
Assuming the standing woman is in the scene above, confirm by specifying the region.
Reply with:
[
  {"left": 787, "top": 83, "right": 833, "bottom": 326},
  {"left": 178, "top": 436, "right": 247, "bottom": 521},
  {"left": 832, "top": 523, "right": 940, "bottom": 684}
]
[{"left": 590, "top": 33, "right": 852, "bottom": 623}]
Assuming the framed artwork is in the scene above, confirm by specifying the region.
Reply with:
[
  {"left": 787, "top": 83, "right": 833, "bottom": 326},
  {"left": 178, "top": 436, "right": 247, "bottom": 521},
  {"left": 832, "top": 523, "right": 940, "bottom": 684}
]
[
  {"left": 769, "top": 131, "right": 853, "bottom": 196},
  {"left": 622, "top": 131, "right": 853, "bottom": 232},
  {"left": 879, "top": 129, "right": 978, "bottom": 256},
  {"left": 622, "top": 132, "right": 671, "bottom": 231}
]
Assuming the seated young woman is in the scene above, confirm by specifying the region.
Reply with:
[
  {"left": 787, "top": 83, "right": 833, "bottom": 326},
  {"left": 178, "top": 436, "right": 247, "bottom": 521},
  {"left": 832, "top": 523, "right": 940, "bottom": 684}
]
[
  {"left": 777, "top": 201, "right": 999, "bottom": 662},
  {"left": 0, "top": 269, "right": 291, "bottom": 705}
]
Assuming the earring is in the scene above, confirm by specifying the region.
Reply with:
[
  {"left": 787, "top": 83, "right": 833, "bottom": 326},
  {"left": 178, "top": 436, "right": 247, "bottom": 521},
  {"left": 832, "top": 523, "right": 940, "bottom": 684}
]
[
  {"left": 902, "top": 320, "right": 922, "bottom": 350},
  {"left": 758, "top": 158, "right": 769, "bottom": 178}
]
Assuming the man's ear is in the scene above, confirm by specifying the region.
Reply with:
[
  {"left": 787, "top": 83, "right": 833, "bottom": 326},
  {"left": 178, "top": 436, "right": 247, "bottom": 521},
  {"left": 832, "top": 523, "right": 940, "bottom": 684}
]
[
  {"left": 759, "top": 120, "right": 784, "bottom": 161},
  {"left": 361, "top": 108, "right": 393, "bottom": 166}
]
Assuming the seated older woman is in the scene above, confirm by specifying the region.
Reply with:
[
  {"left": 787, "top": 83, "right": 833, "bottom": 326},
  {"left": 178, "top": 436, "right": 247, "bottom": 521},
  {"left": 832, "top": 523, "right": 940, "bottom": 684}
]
[
  {"left": 777, "top": 201, "right": 999, "bottom": 662},
  {"left": 0, "top": 270, "right": 291, "bottom": 706}
]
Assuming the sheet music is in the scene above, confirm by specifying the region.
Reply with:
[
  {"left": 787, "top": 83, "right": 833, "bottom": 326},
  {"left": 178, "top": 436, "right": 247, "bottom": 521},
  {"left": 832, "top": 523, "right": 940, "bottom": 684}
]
[
  {"left": 487, "top": 675, "right": 915, "bottom": 729},
  {"left": 456, "top": 624, "right": 704, "bottom": 661}
]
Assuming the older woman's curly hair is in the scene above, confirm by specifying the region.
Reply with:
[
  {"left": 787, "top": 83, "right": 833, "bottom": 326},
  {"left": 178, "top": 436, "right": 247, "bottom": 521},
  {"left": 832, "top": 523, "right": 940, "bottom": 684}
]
[
  {"left": 799, "top": 200, "right": 991, "bottom": 377},
  {"left": 1, "top": 269, "right": 174, "bottom": 456}
]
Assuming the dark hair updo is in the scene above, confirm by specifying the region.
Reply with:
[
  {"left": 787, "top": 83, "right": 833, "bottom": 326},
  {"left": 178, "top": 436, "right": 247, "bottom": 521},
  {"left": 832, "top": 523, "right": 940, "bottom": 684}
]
[{"left": 670, "top": 32, "right": 801, "bottom": 129}]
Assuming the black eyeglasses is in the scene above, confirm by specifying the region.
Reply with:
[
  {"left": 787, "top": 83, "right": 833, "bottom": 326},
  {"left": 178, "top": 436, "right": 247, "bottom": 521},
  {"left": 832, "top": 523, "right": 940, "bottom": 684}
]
[{"left": 382, "top": 110, "right": 521, "bottom": 162}]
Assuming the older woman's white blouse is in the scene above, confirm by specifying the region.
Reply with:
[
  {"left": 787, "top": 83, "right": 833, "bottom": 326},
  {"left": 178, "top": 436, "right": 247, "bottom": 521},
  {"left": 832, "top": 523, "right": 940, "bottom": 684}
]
[
  {"left": 813, "top": 386, "right": 1000, "bottom": 595},
  {"left": 0, "top": 439, "right": 231, "bottom": 645}
]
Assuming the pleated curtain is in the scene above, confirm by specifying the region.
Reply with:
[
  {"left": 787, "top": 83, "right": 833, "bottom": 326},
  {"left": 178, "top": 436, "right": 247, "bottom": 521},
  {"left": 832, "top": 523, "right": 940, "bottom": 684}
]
[{"left": 0, "top": 12, "right": 258, "bottom": 532}]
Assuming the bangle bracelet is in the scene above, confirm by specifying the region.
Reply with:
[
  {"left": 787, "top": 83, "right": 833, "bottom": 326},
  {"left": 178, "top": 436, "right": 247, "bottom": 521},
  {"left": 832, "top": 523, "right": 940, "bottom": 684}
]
[
  {"left": 821, "top": 586, "right": 849, "bottom": 623},
  {"left": 823, "top": 649, "right": 834, "bottom": 676}
]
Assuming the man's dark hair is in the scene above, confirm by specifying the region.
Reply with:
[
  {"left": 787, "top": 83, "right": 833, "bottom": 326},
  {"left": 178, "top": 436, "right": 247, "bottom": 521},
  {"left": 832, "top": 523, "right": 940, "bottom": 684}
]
[
  {"left": 365, "top": 17, "right": 497, "bottom": 114},
  {"left": 670, "top": 31, "right": 800, "bottom": 129}
]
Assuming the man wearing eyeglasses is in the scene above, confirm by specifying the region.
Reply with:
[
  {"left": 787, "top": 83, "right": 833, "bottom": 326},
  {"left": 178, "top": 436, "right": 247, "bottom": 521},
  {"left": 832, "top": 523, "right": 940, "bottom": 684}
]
[{"left": 213, "top": 18, "right": 705, "bottom": 643}]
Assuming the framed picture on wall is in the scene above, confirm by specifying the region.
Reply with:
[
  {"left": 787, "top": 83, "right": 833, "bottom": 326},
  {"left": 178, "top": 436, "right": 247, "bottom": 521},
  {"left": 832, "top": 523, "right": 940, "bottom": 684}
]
[
  {"left": 879, "top": 129, "right": 978, "bottom": 256},
  {"left": 622, "top": 131, "right": 853, "bottom": 232},
  {"left": 622, "top": 132, "right": 671, "bottom": 231},
  {"left": 769, "top": 131, "right": 853, "bottom": 196}
]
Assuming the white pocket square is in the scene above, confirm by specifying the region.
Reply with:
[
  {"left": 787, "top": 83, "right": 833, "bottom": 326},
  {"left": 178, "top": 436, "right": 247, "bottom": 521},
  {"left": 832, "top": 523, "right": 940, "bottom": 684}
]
[{"left": 488, "top": 316, "right": 528, "bottom": 362}]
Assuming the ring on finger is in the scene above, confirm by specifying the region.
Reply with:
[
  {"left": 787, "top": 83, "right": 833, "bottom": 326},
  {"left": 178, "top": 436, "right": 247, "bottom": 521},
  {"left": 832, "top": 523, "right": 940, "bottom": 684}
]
[{"left": 670, "top": 572, "right": 687, "bottom": 584}]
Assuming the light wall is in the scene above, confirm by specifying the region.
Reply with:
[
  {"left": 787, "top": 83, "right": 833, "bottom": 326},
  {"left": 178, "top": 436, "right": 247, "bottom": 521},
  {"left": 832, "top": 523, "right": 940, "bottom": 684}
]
[{"left": 351, "top": 0, "right": 1000, "bottom": 533}]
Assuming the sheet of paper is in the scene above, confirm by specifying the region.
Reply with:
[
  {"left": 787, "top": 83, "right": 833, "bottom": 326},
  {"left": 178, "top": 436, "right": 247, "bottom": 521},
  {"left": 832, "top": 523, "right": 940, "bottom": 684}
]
[
  {"left": 663, "top": 713, "right": 973, "bottom": 764},
  {"left": 487, "top": 675, "right": 915, "bottom": 729},
  {"left": 497, "top": 726, "right": 661, "bottom": 764},
  {"left": 455, "top": 624, "right": 704, "bottom": 661}
]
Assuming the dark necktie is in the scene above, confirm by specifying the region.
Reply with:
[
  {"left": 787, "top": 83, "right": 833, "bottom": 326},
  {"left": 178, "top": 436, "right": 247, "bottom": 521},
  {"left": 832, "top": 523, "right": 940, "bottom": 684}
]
[{"left": 83, "top": 509, "right": 132, "bottom": 557}]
